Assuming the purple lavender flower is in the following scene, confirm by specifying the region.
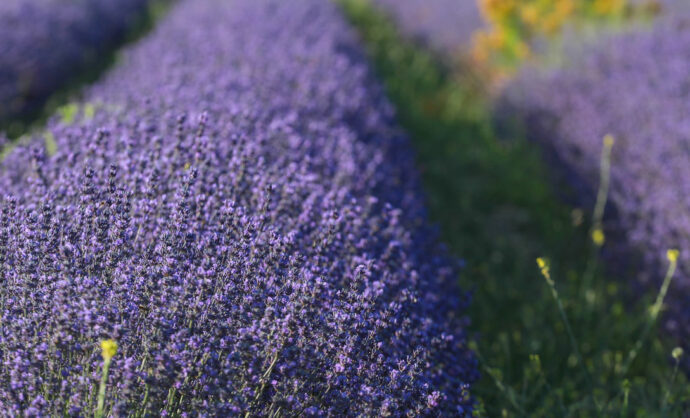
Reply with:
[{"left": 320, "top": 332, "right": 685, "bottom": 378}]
[
  {"left": 0, "top": 0, "right": 477, "bottom": 415},
  {"left": 0, "top": 0, "right": 156, "bottom": 122},
  {"left": 371, "top": 0, "right": 484, "bottom": 56},
  {"left": 500, "top": 14, "right": 690, "bottom": 373}
]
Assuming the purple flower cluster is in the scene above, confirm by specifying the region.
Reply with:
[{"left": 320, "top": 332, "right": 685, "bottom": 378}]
[
  {"left": 371, "top": 0, "right": 483, "bottom": 56},
  {"left": 0, "top": 0, "right": 477, "bottom": 415},
  {"left": 500, "top": 15, "right": 690, "bottom": 371},
  {"left": 0, "top": 0, "right": 154, "bottom": 122}
]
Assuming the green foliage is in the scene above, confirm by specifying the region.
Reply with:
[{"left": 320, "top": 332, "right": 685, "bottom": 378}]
[
  {"left": 340, "top": 0, "right": 689, "bottom": 415},
  {"left": 44, "top": 132, "right": 57, "bottom": 156},
  {"left": 57, "top": 103, "right": 79, "bottom": 125},
  {"left": 57, "top": 101, "right": 101, "bottom": 124},
  {"left": 0, "top": 101, "right": 113, "bottom": 159}
]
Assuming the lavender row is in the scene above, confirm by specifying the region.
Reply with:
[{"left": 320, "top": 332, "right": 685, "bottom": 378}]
[
  {"left": 371, "top": 0, "right": 483, "bottom": 56},
  {"left": 499, "top": 15, "right": 690, "bottom": 371},
  {"left": 0, "top": 0, "right": 155, "bottom": 123},
  {"left": 0, "top": 0, "right": 477, "bottom": 415},
  {"left": 368, "top": 0, "right": 690, "bottom": 62}
]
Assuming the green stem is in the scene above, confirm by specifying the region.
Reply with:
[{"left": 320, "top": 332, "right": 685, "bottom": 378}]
[
  {"left": 592, "top": 136, "right": 613, "bottom": 229},
  {"left": 472, "top": 345, "right": 525, "bottom": 414},
  {"left": 620, "top": 258, "right": 677, "bottom": 375},
  {"left": 95, "top": 358, "right": 111, "bottom": 418},
  {"left": 661, "top": 360, "right": 680, "bottom": 412},
  {"left": 582, "top": 136, "right": 613, "bottom": 297},
  {"left": 542, "top": 268, "right": 598, "bottom": 413}
]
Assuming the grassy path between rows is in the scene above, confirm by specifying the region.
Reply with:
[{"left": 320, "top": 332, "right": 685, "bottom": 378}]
[{"left": 340, "top": 0, "right": 689, "bottom": 415}]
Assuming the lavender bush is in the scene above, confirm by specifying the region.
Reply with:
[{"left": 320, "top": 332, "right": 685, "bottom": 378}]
[
  {"left": 500, "top": 15, "right": 690, "bottom": 372},
  {"left": 0, "top": 0, "right": 155, "bottom": 122},
  {"left": 0, "top": 0, "right": 477, "bottom": 415},
  {"left": 371, "top": 0, "right": 483, "bottom": 56}
]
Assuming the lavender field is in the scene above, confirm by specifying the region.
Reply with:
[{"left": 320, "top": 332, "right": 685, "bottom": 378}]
[
  {"left": 1, "top": 0, "right": 689, "bottom": 416},
  {"left": 501, "top": 16, "right": 690, "bottom": 373},
  {"left": 0, "top": 0, "right": 162, "bottom": 133}
]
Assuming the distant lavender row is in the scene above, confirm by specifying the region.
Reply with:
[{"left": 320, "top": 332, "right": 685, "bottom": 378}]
[
  {"left": 371, "top": 0, "right": 483, "bottom": 56},
  {"left": 0, "top": 0, "right": 154, "bottom": 122},
  {"left": 500, "top": 16, "right": 690, "bottom": 371},
  {"left": 0, "top": 0, "right": 477, "bottom": 415},
  {"left": 369, "top": 0, "right": 690, "bottom": 61}
]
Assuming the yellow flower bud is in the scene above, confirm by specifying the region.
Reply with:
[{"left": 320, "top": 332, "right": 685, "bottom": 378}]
[
  {"left": 529, "top": 354, "right": 542, "bottom": 371},
  {"left": 667, "top": 249, "right": 679, "bottom": 263},
  {"left": 100, "top": 339, "right": 118, "bottom": 362},
  {"left": 591, "top": 228, "right": 605, "bottom": 246},
  {"left": 604, "top": 134, "right": 615, "bottom": 148},
  {"left": 672, "top": 347, "right": 684, "bottom": 361},
  {"left": 536, "top": 257, "right": 550, "bottom": 279}
]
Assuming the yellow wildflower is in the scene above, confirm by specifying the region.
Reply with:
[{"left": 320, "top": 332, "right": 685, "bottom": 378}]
[
  {"left": 487, "top": 28, "right": 508, "bottom": 49},
  {"left": 520, "top": 4, "right": 540, "bottom": 25},
  {"left": 100, "top": 339, "right": 118, "bottom": 362},
  {"left": 536, "top": 257, "right": 550, "bottom": 280},
  {"left": 480, "top": 0, "right": 516, "bottom": 21},
  {"left": 591, "top": 228, "right": 605, "bottom": 246},
  {"left": 593, "top": 0, "right": 626, "bottom": 15},
  {"left": 672, "top": 347, "right": 684, "bottom": 361},
  {"left": 555, "top": 0, "right": 576, "bottom": 19},
  {"left": 604, "top": 134, "right": 615, "bottom": 148}
]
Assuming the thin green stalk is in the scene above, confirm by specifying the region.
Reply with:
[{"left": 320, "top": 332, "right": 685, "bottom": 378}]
[
  {"left": 592, "top": 135, "right": 614, "bottom": 230},
  {"left": 581, "top": 135, "right": 614, "bottom": 296},
  {"left": 96, "top": 339, "right": 118, "bottom": 418},
  {"left": 661, "top": 347, "right": 683, "bottom": 411},
  {"left": 140, "top": 383, "right": 150, "bottom": 418},
  {"left": 529, "top": 354, "right": 567, "bottom": 415},
  {"left": 244, "top": 351, "right": 280, "bottom": 418},
  {"left": 96, "top": 358, "right": 112, "bottom": 418},
  {"left": 620, "top": 251, "right": 678, "bottom": 376},
  {"left": 537, "top": 258, "right": 598, "bottom": 413},
  {"left": 621, "top": 379, "right": 630, "bottom": 416},
  {"left": 477, "top": 354, "right": 525, "bottom": 414}
]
